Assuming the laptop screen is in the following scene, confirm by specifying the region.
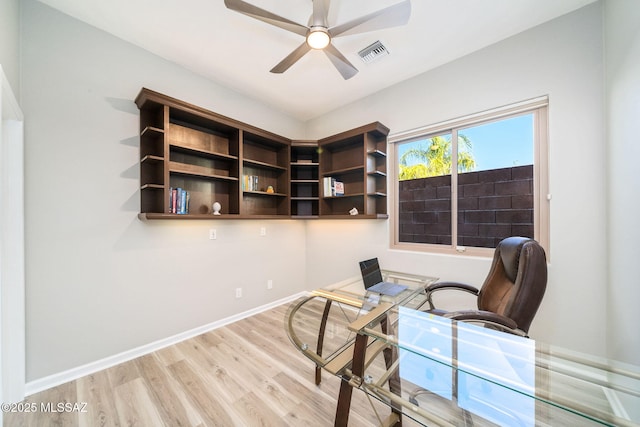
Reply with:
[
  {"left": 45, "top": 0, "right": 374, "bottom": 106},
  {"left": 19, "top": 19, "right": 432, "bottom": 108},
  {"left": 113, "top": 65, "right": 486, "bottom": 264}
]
[{"left": 359, "top": 258, "right": 384, "bottom": 289}]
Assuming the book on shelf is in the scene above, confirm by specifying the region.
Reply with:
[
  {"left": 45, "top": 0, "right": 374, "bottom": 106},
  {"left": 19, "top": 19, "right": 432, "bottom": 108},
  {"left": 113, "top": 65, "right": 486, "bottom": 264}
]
[
  {"left": 169, "top": 187, "right": 190, "bottom": 214},
  {"left": 180, "top": 188, "right": 189, "bottom": 214},
  {"left": 243, "top": 175, "right": 260, "bottom": 192},
  {"left": 334, "top": 181, "right": 344, "bottom": 196},
  {"left": 323, "top": 177, "right": 344, "bottom": 197},
  {"left": 323, "top": 177, "right": 332, "bottom": 197}
]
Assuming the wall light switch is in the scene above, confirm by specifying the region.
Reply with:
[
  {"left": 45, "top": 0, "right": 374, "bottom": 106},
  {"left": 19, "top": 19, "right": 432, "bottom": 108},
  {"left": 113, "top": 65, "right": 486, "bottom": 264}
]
[
  {"left": 260, "top": 227, "right": 266, "bottom": 236},
  {"left": 209, "top": 229, "right": 217, "bottom": 240}
]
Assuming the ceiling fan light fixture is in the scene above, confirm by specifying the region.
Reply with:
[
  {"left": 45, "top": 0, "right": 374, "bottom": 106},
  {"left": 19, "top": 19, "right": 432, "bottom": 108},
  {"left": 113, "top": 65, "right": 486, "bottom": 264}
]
[
  {"left": 306, "top": 27, "right": 331, "bottom": 49},
  {"left": 224, "top": 0, "right": 411, "bottom": 79}
]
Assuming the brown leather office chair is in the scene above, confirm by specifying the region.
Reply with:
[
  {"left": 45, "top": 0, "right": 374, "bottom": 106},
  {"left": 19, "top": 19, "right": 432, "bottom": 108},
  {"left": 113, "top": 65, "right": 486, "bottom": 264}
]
[{"left": 425, "top": 236, "right": 547, "bottom": 337}]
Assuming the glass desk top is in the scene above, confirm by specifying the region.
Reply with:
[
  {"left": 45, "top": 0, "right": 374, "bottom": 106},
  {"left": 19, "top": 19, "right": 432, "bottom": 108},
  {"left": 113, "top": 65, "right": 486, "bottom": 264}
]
[
  {"left": 286, "top": 270, "right": 437, "bottom": 372},
  {"left": 286, "top": 275, "right": 640, "bottom": 427}
]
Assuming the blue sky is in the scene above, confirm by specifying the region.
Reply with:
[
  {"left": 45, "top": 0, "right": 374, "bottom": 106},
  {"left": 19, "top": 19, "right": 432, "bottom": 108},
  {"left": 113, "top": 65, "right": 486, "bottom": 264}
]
[{"left": 398, "top": 113, "right": 534, "bottom": 172}]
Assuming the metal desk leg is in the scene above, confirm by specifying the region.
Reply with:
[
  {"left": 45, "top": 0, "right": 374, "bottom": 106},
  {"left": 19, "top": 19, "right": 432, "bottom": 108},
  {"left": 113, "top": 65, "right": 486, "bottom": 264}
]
[
  {"left": 316, "top": 299, "right": 333, "bottom": 385},
  {"left": 334, "top": 332, "right": 368, "bottom": 427}
]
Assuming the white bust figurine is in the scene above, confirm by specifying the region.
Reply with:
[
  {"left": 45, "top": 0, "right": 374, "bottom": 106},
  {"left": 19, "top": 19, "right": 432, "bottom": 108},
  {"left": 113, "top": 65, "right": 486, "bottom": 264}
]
[{"left": 212, "top": 202, "right": 221, "bottom": 215}]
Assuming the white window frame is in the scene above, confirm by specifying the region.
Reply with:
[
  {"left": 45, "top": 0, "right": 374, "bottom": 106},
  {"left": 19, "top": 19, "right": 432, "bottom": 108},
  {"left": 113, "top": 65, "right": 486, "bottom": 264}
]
[{"left": 389, "top": 97, "right": 550, "bottom": 257}]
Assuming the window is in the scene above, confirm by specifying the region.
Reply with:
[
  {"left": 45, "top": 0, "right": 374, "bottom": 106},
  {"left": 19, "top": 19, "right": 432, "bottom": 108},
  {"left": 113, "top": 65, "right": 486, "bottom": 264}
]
[{"left": 390, "top": 98, "right": 549, "bottom": 256}]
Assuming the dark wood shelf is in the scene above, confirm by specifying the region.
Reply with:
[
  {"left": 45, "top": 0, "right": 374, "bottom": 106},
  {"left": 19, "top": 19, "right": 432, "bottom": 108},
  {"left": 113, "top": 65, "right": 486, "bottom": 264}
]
[
  {"left": 321, "top": 165, "right": 364, "bottom": 176},
  {"left": 136, "top": 88, "right": 388, "bottom": 220},
  {"left": 138, "top": 213, "right": 293, "bottom": 221},
  {"left": 315, "top": 214, "right": 389, "bottom": 219},
  {"left": 141, "top": 183, "right": 164, "bottom": 190},
  {"left": 243, "top": 158, "right": 287, "bottom": 171},
  {"left": 141, "top": 126, "right": 164, "bottom": 137},
  {"left": 141, "top": 154, "right": 164, "bottom": 163},
  {"left": 367, "top": 149, "right": 387, "bottom": 157},
  {"left": 323, "top": 193, "right": 365, "bottom": 199},
  {"left": 169, "top": 142, "right": 238, "bottom": 161},
  {"left": 169, "top": 161, "right": 239, "bottom": 182},
  {"left": 243, "top": 190, "right": 287, "bottom": 197}
]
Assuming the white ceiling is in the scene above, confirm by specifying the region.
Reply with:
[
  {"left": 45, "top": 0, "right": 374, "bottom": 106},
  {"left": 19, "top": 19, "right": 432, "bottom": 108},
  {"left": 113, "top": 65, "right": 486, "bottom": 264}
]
[{"left": 37, "top": 0, "right": 595, "bottom": 121}]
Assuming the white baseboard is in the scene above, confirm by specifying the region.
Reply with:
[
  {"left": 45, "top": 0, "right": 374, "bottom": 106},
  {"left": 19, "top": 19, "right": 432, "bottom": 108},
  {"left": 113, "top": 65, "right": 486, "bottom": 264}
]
[{"left": 25, "top": 292, "right": 308, "bottom": 396}]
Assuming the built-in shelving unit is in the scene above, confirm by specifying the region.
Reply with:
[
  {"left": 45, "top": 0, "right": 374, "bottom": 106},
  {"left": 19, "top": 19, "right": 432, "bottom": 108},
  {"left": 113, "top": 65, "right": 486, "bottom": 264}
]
[
  {"left": 135, "top": 88, "right": 388, "bottom": 220},
  {"left": 319, "top": 122, "right": 390, "bottom": 218},
  {"left": 290, "top": 141, "right": 320, "bottom": 218},
  {"left": 241, "top": 131, "right": 290, "bottom": 216}
]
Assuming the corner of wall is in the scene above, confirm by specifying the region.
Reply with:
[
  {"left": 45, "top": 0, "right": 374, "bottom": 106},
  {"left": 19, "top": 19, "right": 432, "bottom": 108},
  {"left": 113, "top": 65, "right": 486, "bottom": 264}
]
[{"left": 0, "top": 0, "right": 21, "bottom": 101}]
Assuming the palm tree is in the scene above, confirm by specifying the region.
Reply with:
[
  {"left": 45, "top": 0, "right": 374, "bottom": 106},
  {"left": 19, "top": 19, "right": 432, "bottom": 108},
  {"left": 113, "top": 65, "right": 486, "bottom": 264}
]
[{"left": 399, "top": 134, "right": 476, "bottom": 180}]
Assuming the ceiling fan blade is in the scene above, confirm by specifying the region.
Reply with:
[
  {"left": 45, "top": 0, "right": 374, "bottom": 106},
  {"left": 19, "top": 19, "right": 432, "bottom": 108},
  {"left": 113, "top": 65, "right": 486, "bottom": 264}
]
[
  {"left": 329, "top": 0, "right": 411, "bottom": 38},
  {"left": 323, "top": 44, "right": 358, "bottom": 80},
  {"left": 224, "top": 0, "right": 309, "bottom": 37},
  {"left": 270, "top": 42, "right": 312, "bottom": 74},
  {"left": 311, "top": 0, "right": 330, "bottom": 27}
]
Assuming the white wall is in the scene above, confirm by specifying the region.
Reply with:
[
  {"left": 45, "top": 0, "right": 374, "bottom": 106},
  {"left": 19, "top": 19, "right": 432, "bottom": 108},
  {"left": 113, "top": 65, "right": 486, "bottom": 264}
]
[
  {"left": 307, "top": 3, "right": 609, "bottom": 357},
  {"left": 1, "top": 65, "right": 25, "bottom": 404},
  {"left": 0, "top": 0, "right": 23, "bottom": 411},
  {"left": 605, "top": 0, "right": 640, "bottom": 365},
  {"left": 0, "top": 0, "right": 20, "bottom": 97},
  {"left": 21, "top": 0, "right": 307, "bottom": 382}
]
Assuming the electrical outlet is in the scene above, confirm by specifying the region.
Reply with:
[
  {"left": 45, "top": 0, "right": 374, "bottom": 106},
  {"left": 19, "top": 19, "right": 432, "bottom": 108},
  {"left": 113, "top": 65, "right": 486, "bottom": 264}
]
[
  {"left": 209, "top": 229, "right": 217, "bottom": 240},
  {"left": 267, "top": 279, "right": 273, "bottom": 290},
  {"left": 235, "top": 288, "right": 242, "bottom": 298},
  {"left": 260, "top": 226, "right": 266, "bottom": 236}
]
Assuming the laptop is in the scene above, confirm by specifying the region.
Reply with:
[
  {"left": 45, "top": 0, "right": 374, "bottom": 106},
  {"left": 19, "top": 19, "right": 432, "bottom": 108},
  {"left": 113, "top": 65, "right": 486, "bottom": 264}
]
[{"left": 359, "top": 258, "right": 408, "bottom": 296}]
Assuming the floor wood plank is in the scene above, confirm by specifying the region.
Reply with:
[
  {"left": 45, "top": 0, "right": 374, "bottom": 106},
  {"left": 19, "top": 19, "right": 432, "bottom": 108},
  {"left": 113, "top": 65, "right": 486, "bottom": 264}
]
[
  {"left": 168, "top": 359, "right": 238, "bottom": 427},
  {"left": 4, "top": 300, "right": 417, "bottom": 426},
  {"left": 134, "top": 354, "right": 199, "bottom": 427},
  {"left": 112, "top": 377, "right": 164, "bottom": 427},
  {"left": 76, "top": 370, "right": 119, "bottom": 427}
]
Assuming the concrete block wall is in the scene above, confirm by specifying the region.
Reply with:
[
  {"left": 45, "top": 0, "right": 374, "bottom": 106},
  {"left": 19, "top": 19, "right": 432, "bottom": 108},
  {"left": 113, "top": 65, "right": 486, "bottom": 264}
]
[{"left": 399, "top": 165, "right": 534, "bottom": 247}]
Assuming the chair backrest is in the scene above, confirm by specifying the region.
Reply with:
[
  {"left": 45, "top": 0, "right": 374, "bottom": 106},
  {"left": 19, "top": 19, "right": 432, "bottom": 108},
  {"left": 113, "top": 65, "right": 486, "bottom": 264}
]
[{"left": 477, "top": 237, "right": 547, "bottom": 334}]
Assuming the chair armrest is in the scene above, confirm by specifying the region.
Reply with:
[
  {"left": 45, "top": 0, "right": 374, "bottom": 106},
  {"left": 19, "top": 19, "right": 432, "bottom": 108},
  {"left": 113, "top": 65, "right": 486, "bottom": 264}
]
[
  {"left": 424, "top": 281, "right": 479, "bottom": 310},
  {"left": 425, "top": 281, "right": 480, "bottom": 295},
  {"left": 444, "top": 310, "right": 525, "bottom": 336}
]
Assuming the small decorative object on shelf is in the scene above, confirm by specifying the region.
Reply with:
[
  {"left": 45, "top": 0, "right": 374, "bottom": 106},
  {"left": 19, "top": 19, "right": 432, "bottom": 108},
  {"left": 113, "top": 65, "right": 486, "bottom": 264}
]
[
  {"left": 349, "top": 207, "right": 359, "bottom": 215},
  {"left": 266, "top": 185, "right": 275, "bottom": 194},
  {"left": 212, "top": 201, "right": 221, "bottom": 215}
]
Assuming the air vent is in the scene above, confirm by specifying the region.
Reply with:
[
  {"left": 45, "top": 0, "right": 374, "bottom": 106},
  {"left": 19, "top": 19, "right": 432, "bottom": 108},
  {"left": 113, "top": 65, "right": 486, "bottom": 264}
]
[{"left": 358, "top": 40, "right": 389, "bottom": 64}]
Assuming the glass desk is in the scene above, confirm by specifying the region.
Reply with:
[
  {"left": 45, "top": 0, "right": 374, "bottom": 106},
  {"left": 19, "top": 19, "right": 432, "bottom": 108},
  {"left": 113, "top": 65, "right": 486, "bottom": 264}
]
[
  {"left": 286, "top": 270, "right": 437, "bottom": 386},
  {"left": 286, "top": 275, "right": 640, "bottom": 427}
]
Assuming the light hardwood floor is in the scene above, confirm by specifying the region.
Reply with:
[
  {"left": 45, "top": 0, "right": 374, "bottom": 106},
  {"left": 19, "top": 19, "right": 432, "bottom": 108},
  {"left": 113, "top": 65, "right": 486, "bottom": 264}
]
[{"left": 3, "top": 299, "right": 400, "bottom": 427}]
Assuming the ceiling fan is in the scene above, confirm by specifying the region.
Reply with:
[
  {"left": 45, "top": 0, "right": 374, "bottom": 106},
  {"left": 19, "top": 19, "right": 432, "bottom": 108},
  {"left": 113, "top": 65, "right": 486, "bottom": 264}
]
[{"left": 224, "top": 0, "right": 411, "bottom": 80}]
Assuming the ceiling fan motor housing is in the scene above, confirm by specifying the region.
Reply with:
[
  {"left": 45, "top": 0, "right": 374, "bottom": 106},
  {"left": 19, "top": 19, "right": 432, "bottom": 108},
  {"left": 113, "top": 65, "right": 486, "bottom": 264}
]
[{"left": 306, "top": 26, "right": 331, "bottom": 49}]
